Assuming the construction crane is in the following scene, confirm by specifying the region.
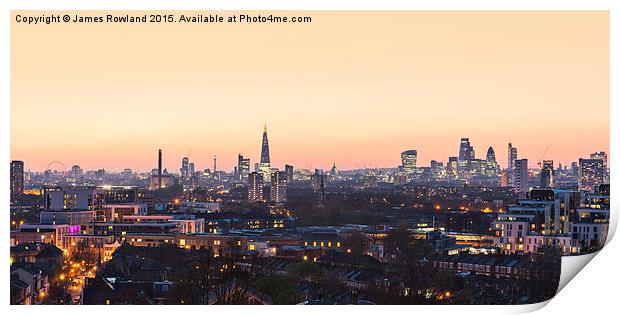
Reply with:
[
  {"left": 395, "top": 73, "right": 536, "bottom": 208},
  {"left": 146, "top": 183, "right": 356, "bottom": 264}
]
[{"left": 537, "top": 146, "right": 549, "bottom": 168}]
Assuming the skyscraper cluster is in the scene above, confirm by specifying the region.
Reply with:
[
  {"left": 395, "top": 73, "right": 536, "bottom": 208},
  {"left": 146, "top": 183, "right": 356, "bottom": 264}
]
[{"left": 399, "top": 138, "right": 500, "bottom": 184}]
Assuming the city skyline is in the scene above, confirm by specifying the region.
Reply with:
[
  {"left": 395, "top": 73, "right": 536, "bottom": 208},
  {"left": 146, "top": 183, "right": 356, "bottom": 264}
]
[
  {"left": 11, "top": 11, "right": 609, "bottom": 171},
  {"left": 9, "top": 131, "right": 610, "bottom": 173},
  {"left": 9, "top": 9, "right": 611, "bottom": 307}
]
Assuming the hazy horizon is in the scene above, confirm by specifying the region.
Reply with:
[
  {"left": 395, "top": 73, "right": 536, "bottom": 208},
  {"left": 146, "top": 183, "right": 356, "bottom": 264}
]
[{"left": 11, "top": 11, "right": 610, "bottom": 172}]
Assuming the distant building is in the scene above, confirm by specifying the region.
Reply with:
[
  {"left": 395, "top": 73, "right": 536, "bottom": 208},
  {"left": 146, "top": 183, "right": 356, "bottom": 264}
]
[
  {"left": 400, "top": 150, "right": 417, "bottom": 174},
  {"left": 540, "top": 160, "right": 554, "bottom": 188},
  {"left": 571, "top": 161, "right": 579, "bottom": 177},
  {"left": 513, "top": 159, "right": 528, "bottom": 197},
  {"left": 270, "top": 171, "right": 287, "bottom": 203},
  {"left": 312, "top": 169, "right": 324, "bottom": 192},
  {"left": 485, "top": 147, "right": 499, "bottom": 176},
  {"left": 330, "top": 163, "right": 338, "bottom": 176},
  {"left": 430, "top": 160, "right": 445, "bottom": 179},
  {"left": 157, "top": 149, "right": 163, "bottom": 189},
  {"left": 285, "top": 164, "right": 294, "bottom": 183},
  {"left": 579, "top": 158, "right": 605, "bottom": 192},
  {"left": 238, "top": 154, "right": 251, "bottom": 181},
  {"left": 10, "top": 160, "right": 24, "bottom": 203},
  {"left": 458, "top": 138, "right": 475, "bottom": 161},
  {"left": 507, "top": 143, "right": 518, "bottom": 171},
  {"left": 180, "top": 157, "right": 189, "bottom": 179},
  {"left": 248, "top": 172, "right": 264, "bottom": 202},
  {"left": 446, "top": 156, "right": 458, "bottom": 179},
  {"left": 188, "top": 162, "right": 195, "bottom": 177},
  {"left": 70, "top": 165, "right": 83, "bottom": 178},
  {"left": 149, "top": 174, "right": 177, "bottom": 190},
  {"left": 259, "top": 125, "right": 271, "bottom": 181}
]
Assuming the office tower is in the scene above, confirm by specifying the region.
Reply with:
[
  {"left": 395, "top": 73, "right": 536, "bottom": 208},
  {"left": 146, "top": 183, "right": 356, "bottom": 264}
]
[
  {"left": 590, "top": 151, "right": 608, "bottom": 168},
  {"left": 258, "top": 124, "right": 272, "bottom": 182},
  {"left": 248, "top": 172, "right": 264, "bottom": 202},
  {"left": 458, "top": 138, "right": 475, "bottom": 161},
  {"left": 500, "top": 170, "right": 509, "bottom": 187},
  {"left": 188, "top": 162, "right": 195, "bottom": 177},
  {"left": 238, "top": 154, "right": 251, "bottom": 181},
  {"left": 312, "top": 169, "right": 324, "bottom": 192},
  {"left": 579, "top": 158, "right": 605, "bottom": 192},
  {"left": 430, "top": 160, "right": 445, "bottom": 179},
  {"left": 270, "top": 171, "right": 287, "bottom": 203},
  {"left": 180, "top": 157, "right": 189, "bottom": 179},
  {"left": 571, "top": 162, "right": 579, "bottom": 177},
  {"left": 158, "top": 149, "right": 163, "bottom": 189},
  {"left": 285, "top": 164, "right": 294, "bottom": 183},
  {"left": 590, "top": 151, "right": 609, "bottom": 183},
  {"left": 508, "top": 143, "right": 518, "bottom": 171},
  {"left": 540, "top": 160, "right": 554, "bottom": 188},
  {"left": 514, "top": 159, "right": 529, "bottom": 196},
  {"left": 447, "top": 156, "right": 458, "bottom": 178},
  {"left": 10, "top": 160, "right": 24, "bottom": 203},
  {"left": 485, "top": 146, "right": 499, "bottom": 175},
  {"left": 400, "top": 150, "right": 417, "bottom": 174}
]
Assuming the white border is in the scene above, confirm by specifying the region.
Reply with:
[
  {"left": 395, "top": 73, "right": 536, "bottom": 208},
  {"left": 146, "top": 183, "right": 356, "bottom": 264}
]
[{"left": 1, "top": 1, "right": 617, "bottom": 314}]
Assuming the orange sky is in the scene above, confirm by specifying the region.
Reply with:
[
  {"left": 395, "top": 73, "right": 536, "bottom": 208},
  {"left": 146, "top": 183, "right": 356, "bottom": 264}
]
[{"left": 11, "top": 11, "right": 609, "bottom": 172}]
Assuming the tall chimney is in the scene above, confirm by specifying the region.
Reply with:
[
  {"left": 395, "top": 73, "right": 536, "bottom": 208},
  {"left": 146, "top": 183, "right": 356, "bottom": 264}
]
[{"left": 158, "top": 149, "right": 162, "bottom": 189}]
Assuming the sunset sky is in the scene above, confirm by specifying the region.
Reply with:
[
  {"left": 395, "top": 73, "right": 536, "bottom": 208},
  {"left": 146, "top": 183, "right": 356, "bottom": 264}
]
[{"left": 11, "top": 11, "right": 609, "bottom": 172}]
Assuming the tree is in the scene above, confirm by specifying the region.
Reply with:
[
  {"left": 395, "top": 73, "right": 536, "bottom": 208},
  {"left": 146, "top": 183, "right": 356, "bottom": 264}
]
[
  {"left": 343, "top": 230, "right": 369, "bottom": 267},
  {"left": 384, "top": 223, "right": 411, "bottom": 257},
  {"left": 211, "top": 238, "right": 264, "bottom": 304},
  {"left": 286, "top": 261, "right": 322, "bottom": 281},
  {"left": 254, "top": 275, "right": 302, "bottom": 304}
]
